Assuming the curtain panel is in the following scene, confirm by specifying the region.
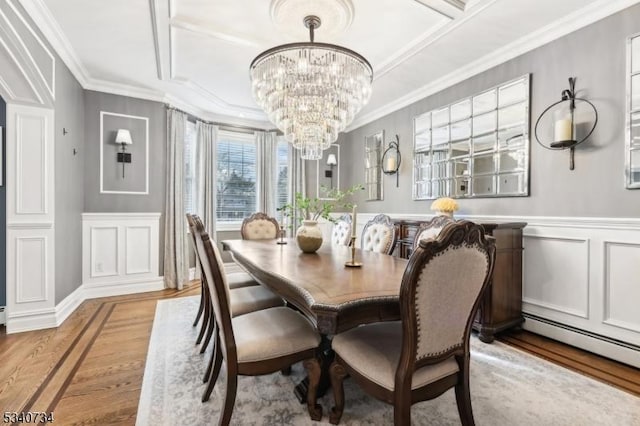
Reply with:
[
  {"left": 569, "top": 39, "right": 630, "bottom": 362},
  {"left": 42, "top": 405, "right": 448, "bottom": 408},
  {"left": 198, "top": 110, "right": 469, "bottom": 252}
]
[
  {"left": 195, "top": 122, "right": 218, "bottom": 236},
  {"left": 164, "top": 109, "right": 189, "bottom": 290},
  {"left": 288, "top": 144, "right": 306, "bottom": 229},
  {"left": 255, "top": 131, "right": 278, "bottom": 217}
]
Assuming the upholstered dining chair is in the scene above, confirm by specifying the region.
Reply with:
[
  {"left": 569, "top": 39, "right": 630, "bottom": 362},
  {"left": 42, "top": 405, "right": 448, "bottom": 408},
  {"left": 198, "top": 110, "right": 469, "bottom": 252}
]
[
  {"left": 329, "top": 221, "right": 496, "bottom": 425},
  {"left": 360, "top": 214, "right": 397, "bottom": 255},
  {"left": 192, "top": 216, "right": 324, "bottom": 425},
  {"left": 186, "top": 214, "right": 283, "bottom": 360},
  {"left": 413, "top": 215, "right": 455, "bottom": 250},
  {"left": 240, "top": 212, "right": 280, "bottom": 240},
  {"left": 331, "top": 214, "right": 352, "bottom": 246}
]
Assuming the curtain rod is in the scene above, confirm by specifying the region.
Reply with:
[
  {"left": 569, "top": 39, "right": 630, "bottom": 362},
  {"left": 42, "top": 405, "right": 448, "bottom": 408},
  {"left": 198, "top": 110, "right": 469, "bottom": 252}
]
[{"left": 165, "top": 105, "right": 280, "bottom": 135}]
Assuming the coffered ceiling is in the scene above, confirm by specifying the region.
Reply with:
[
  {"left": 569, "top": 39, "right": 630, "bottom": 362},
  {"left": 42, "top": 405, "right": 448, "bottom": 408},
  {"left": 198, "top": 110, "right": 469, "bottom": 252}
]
[{"left": 17, "top": 0, "right": 640, "bottom": 129}]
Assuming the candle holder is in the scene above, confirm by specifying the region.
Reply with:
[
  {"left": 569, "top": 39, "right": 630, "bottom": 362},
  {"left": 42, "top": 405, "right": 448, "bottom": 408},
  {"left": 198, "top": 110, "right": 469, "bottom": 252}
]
[
  {"left": 382, "top": 134, "right": 401, "bottom": 187},
  {"left": 534, "top": 77, "right": 598, "bottom": 170},
  {"left": 344, "top": 236, "right": 362, "bottom": 267},
  {"left": 276, "top": 224, "right": 287, "bottom": 245}
]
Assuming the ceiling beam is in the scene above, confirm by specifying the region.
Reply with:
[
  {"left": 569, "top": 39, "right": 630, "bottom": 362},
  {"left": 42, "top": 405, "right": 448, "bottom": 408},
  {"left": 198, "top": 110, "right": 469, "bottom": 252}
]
[{"left": 413, "top": 0, "right": 466, "bottom": 19}]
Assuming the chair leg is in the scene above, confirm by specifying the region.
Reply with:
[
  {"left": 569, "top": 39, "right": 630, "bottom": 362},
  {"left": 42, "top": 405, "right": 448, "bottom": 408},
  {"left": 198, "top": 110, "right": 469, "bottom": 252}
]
[
  {"left": 329, "top": 360, "right": 348, "bottom": 425},
  {"left": 193, "top": 280, "right": 205, "bottom": 327},
  {"left": 196, "top": 286, "right": 210, "bottom": 345},
  {"left": 202, "top": 338, "right": 223, "bottom": 402},
  {"left": 218, "top": 368, "right": 238, "bottom": 426},
  {"left": 455, "top": 358, "right": 475, "bottom": 426},
  {"left": 393, "top": 399, "right": 411, "bottom": 426},
  {"left": 303, "top": 358, "right": 322, "bottom": 421},
  {"left": 203, "top": 326, "right": 219, "bottom": 383},
  {"left": 200, "top": 300, "right": 215, "bottom": 354}
]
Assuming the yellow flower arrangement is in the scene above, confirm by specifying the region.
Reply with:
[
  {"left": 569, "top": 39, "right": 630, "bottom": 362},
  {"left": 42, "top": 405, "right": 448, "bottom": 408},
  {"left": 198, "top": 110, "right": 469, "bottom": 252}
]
[{"left": 430, "top": 197, "right": 458, "bottom": 213}]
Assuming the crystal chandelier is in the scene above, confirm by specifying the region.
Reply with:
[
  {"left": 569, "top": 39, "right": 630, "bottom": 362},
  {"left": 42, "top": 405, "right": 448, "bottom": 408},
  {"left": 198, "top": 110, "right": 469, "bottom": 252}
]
[{"left": 250, "top": 15, "right": 373, "bottom": 160}]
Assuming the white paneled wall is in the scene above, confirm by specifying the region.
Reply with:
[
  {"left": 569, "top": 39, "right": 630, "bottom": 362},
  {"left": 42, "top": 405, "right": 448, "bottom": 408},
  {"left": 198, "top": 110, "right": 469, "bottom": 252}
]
[
  {"left": 82, "top": 213, "right": 162, "bottom": 297},
  {"left": 6, "top": 105, "right": 55, "bottom": 333}
]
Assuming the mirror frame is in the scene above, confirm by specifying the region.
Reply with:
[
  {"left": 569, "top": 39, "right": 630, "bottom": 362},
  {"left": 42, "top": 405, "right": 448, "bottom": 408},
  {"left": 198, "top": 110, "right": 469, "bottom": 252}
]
[
  {"left": 412, "top": 74, "right": 531, "bottom": 200},
  {"left": 626, "top": 32, "right": 640, "bottom": 189},
  {"left": 364, "top": 131, "right": 384, "bottom": 201}
]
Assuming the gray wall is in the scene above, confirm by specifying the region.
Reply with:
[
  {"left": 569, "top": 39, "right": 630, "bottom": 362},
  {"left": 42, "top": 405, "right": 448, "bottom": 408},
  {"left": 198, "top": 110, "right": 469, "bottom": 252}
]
[
  {"left": 83, "top": 91, "right": 166, "bottom": 274},
  {"left": 101, "top": 113, "right": 148, "bottom": 192},
  {"left": 84, "top": 90, "right": 166, "bottom": 212},
  {"left": 339, "top": 4, "right": 640, "bottom": 218},
  {"left": 54, "top": 58, "right": 85, "bottom": 303},
  {"left": 0, "top": 97, "right": 5, "bottom": 307}
]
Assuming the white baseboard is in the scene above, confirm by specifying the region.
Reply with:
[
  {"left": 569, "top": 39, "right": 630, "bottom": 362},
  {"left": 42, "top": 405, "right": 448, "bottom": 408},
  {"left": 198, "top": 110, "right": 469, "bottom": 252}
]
[
  {"left": 5, "top": 277, "right": 166, "bottom": 334},
  {"left": 6, "top": 307, "right": 57, "bottom": 334},
  {"left": 0, "top": 307, "right": 5, "bottom": 325},
  {"left": 523, "top": 315, "right": 640, "bottom": 369},
  {"left": 55, "top": 285, "right": 86, "bottom": 327},
  {"left": 83, "top": 278, "right": 164, "bottom": 300}
]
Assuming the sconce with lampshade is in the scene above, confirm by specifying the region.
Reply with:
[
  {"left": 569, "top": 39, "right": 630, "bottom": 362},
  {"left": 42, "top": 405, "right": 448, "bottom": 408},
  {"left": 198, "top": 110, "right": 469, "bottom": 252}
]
[
  {"left": 115, "top": 128, "right": 133, "bottom": 178},
  {"left": 326, "top": 153, "right": 338, "bottom": 189}
]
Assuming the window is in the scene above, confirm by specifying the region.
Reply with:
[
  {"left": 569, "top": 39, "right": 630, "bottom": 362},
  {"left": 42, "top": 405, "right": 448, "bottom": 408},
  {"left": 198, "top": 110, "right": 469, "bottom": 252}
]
[
  {"left": 216, "top": 131, "right": 257, "bottom": 222},
  {"left": 276, "top": 139, "right": 289, "bottom": 209},
  {"left": 184, "top": 120, "right": 197, "bottom": 213}
]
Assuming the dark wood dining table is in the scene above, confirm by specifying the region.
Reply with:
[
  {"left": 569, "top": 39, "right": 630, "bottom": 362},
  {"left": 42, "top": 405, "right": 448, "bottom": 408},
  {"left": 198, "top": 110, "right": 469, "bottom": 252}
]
[
  {"left": 222, "top": 238, "right": 409, "bottom": 335},
  {"left": 222, "top": 238, "right": 409, "bottom": 404}
]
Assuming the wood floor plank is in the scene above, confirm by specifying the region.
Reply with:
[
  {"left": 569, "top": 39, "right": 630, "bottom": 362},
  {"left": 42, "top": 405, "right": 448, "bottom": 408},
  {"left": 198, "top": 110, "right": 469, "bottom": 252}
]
[{"left": 2, "top": 283, "right": 637, "bottom": 424}]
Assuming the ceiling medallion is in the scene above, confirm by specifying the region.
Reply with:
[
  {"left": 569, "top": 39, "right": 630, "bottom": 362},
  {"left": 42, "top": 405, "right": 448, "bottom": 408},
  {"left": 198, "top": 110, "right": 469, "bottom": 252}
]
[{"left": 250, "top": 14, "right": 373, "bottom": 160}]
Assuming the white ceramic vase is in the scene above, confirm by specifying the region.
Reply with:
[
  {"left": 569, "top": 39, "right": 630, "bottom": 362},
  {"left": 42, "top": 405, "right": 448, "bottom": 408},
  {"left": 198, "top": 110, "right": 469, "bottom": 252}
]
[{"left": 296, "top": 220, "right": 323, "bottom": 253}]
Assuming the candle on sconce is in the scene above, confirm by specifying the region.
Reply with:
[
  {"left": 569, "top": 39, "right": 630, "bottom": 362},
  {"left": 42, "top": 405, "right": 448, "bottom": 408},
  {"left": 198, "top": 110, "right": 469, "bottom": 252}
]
[
  {"left": 385, "top": 156, "right": 397, "bottom": 172},
  {"left": 351, "top": 205, "right": 357, "bottom": 238},
  {"left": 554, "top": 118, "right": 573, "bottom": 142}
]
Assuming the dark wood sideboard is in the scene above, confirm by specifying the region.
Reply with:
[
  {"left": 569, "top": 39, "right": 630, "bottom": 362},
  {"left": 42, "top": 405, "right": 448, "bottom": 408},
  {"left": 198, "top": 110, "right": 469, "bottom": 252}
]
[{"left": 391, "top": 219, "right": 526, "bottom": 343}]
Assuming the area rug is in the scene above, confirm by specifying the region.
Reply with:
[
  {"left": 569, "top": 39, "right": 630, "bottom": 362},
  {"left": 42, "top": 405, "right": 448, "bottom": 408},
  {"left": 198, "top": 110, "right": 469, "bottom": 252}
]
[{"left": 136, "top": 296, "right": 639, "bottom": 425}]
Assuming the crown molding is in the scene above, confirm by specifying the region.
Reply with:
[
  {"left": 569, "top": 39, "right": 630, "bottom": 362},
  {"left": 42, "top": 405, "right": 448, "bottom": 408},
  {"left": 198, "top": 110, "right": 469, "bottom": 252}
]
[
  {"left": 163, "top": 93, "right": 273, "bottom": 129},
  {"left": 347, "top": 0, "right": 640, "bottom": 132},
  {"left": 18, "top": 0, "right": 90, "bottom": 87},
  {"left": 84, "top": 78, "right": 165, "bottom": 103}
]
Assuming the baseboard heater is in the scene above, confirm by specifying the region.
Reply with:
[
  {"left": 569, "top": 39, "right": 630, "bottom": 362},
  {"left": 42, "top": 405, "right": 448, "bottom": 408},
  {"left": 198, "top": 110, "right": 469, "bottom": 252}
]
[{"left": 524, "top": 313, "right": 640, "bottom": 352}]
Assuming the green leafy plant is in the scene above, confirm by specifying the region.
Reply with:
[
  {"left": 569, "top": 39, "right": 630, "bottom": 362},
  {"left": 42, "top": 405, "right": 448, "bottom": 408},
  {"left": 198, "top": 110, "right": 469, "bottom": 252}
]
[{"left": 278, "top": 184, "right": 364, "bottom": 226}]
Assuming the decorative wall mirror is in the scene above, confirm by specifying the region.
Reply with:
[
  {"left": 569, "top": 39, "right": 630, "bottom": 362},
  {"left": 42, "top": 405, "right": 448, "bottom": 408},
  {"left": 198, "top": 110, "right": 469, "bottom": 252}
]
[
  {"left": 316, "top": 143, "right": 340, "bottom": 199},
  {"left": 364, "top": 131, "right": 384, "bottom": 201},
  {"left": 627, "top": 33, "right": 640, "bottom": 188},
  {"left": 413, "top": 74, "right": 530, "bottom": 199}
]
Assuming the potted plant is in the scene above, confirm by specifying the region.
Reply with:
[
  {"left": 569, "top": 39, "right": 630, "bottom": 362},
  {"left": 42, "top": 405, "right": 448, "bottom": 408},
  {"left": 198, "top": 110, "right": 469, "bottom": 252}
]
[{"left": 278, "top": 184, "right": 363, "bottom": 253}]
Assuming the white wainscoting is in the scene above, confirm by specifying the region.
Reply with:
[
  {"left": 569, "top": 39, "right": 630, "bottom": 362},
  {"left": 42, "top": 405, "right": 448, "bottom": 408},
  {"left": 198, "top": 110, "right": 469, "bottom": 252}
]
[
  {"left": 351, "top": 213, "right": 640, "bottom": 367},
  {"left": 5, "top": 104, "right": 56, "bottom": 334},
  {"left": 82, "top": 213, "right": 163, "bottom": 296}
]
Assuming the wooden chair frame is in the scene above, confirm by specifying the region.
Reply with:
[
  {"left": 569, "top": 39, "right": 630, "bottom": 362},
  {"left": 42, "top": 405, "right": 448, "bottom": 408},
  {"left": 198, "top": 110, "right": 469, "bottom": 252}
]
[
  {"left": 360, "top": 213, "right": 398, "bottom": 255},
  {"left": 192, "top": 215, "right": 323, "bottom": 425},
  {"left": 330, "top": 221, "right": 496, "bottom": 425},
  {"left": 240, "top": 212, "right": 280, "bottom": 240},
  {"left": 412, "top": 215, "right": 455, "bottom": 250}
]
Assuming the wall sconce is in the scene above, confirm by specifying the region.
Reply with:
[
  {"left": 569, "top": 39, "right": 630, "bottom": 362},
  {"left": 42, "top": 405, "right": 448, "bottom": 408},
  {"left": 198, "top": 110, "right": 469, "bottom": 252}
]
[
  {"left": 535, "top": 77, "right": 598, "bottom": 170},
  {"left": 382, "top": 134, "right": 401, "bottom": 187},
  {"left": 115, "top": 128, "right": 133, "bottom": 178},
  {"left": 326, "top": 153, "right": 337, "bottom": 189}
]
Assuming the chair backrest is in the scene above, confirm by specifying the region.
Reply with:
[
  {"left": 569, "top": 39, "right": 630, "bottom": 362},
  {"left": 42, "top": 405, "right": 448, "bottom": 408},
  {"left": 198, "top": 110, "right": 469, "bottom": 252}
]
[
  {"left": 413, "top": 215, "right": 455, "bottom": 250},
  {"left": 332, "top": 214, "right": 352, "bottom": 246},
  {"left": 192, "top": 215, "right": 237, "bottom": 365},
  {"left": 398, "top": 221, "right": 495, "bottom": 371},
  {"left": 361, "top": 214, "right": 397, "bottom": 255},
  {"left": 241, "top": 212, "right": 279, "bottom": 240}
]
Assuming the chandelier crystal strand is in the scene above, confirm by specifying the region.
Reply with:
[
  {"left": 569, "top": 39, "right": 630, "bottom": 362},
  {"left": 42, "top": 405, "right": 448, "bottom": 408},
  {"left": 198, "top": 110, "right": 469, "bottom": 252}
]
[{"left": 250, "top": 16, "right": 373, "bottom": 160}]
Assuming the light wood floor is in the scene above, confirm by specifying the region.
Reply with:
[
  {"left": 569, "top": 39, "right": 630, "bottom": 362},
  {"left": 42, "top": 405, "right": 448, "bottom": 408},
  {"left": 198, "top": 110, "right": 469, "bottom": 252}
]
[{"left": 0, "top": 285, "right": 638, "bottom": 425}]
